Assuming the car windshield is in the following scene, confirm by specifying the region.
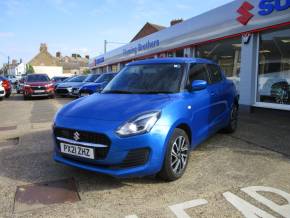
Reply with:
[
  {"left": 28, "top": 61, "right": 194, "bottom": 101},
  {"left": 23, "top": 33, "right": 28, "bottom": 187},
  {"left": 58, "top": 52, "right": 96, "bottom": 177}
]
[
  {"left": 26, "top": 74, "right": 50, "bottom": 82},
  {"left": 84, "top": 74, "right": 100, "bottom": 82},
  {"left": 68, "top": 75, "right": 87, "bottom": 82},
  {"left": 102, "top": 63, "right": 185, "bottom": 94},
  {"left": 95, "top": 73, "right": 116, "bottom": 83},
  {"left": 53, "top": 77, "right": 67, "bottom": 82}
]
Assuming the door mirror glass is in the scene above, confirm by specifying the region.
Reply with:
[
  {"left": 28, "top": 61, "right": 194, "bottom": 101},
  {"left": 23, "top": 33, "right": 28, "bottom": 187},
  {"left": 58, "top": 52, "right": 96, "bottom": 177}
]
[{"left": 191, "top": 80, "right": 207, "bottom": 91}]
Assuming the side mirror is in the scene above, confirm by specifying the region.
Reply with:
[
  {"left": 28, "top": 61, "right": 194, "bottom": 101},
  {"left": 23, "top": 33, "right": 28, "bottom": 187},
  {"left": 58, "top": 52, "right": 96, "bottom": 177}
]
[{"left": 191, "top": 80, "right": 207, "bottom": 91}]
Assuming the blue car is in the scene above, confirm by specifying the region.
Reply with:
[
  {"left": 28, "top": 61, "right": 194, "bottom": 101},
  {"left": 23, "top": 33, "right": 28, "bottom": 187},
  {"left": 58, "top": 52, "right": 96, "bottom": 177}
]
[
  {"left": 53, "top": 58, "right": 239, "bottom": 181},
  {"left": 78, "top": 72, "right": 117, "bottom": 97}
]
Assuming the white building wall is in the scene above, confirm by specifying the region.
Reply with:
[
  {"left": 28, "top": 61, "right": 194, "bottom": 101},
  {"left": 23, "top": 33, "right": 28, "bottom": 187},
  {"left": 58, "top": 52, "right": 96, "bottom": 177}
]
[
  {"left": 15, "top": 63, "right": 26, "bottom": 77},
  {"left": 32, "top": 66, "right": 63, "bottom": 78}
]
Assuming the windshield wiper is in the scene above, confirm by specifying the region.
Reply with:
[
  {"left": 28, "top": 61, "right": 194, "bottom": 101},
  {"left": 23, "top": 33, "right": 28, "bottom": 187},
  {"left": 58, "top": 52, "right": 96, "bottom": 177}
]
[
  {"left": 136, "top": 91, "right": 175, "bottom": 94},
  {"left": 102, "top": 90, "right": 134, "bottom": 94}
]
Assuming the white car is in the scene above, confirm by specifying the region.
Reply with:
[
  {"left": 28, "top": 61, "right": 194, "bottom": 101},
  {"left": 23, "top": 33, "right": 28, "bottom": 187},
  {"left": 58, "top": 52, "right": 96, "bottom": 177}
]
[
  {"left": 0, "top": 81, "right": 5, "bottom": 101},
  {"left": 7, "top": 75, "right": 17, "bottom": 84}
]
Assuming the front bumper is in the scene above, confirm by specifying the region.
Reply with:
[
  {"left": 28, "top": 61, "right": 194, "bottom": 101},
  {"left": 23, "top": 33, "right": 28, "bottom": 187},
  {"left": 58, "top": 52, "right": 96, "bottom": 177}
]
[{"left": 53, "top": 116, "right": 171, "bottom": 178}]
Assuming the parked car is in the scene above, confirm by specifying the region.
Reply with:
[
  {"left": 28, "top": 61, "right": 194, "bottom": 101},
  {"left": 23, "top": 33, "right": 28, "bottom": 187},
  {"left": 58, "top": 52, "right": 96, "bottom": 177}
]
[
  {"left": 71, "top": 74, "right": 101, "bottom": 97},
  {"left": 55, "top": 75, "right": 87, "bottom": 97},
  {"left": 0, "top": 76, "right": 12, "bottom": 98},
  {"left": 0, "top": 81, "right": 5, "bottom": 101},
  {"left": 7, "top": 75, "right": 18, "bottom": 84},
  {"left": 16, "top": 75, "right": 27, "bottom": 94},
  {"left": 53, "top": 58, "right": 239, "bottom": 181},
  {"left": 23, "top": 74, "right": 54, "bottom": 99},
  {"left": 51, "top": 76, "right": 68, "bottom": 88},
  {"left": 79, "top": 72, "right": 117, "bottom": 97}
]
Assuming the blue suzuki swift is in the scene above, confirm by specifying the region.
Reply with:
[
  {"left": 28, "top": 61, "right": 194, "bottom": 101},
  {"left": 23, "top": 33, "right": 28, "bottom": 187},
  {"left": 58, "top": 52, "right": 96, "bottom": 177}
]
[{"left": 53, "top": 58, "right": 239, "bottom": 181}]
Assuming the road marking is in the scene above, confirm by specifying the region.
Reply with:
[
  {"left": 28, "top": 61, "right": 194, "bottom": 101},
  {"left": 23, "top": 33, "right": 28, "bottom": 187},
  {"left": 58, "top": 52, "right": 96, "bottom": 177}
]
[
  {"left": 125, "top": 186, "right": 290, "bottom": 218},
  {"left": 169, "top": 199, "right": 208, "bottom": 218},
  {"left": 242, "top": 186, "right": 290, "bottom": 218},
  {"left": 223, "top": 191, "right": 275, "bottom": 218}
]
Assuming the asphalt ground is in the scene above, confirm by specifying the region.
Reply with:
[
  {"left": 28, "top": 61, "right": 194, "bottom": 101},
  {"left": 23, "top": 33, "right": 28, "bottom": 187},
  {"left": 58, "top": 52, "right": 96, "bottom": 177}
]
[{"left": 0, "top": 94, "right": 290, "bottom": 218}]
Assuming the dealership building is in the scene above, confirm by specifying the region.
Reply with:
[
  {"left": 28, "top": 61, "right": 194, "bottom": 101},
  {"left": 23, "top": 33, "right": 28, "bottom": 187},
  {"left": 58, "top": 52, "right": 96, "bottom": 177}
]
[{"left": 90, "top": 0, "right": 290, "bottom": 111}]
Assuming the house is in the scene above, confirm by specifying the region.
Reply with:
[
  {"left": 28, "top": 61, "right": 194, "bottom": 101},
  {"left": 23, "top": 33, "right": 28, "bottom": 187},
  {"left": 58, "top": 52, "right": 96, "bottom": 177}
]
[
  {"left": 131, "top": 22, "right": 166, "bottom": 42},
  {"left": 28, "top": 43, "right": 90, "bottom": 78},
  {"left": 56, "top": 52, "right": 89, "bottom": 75},
  {"left": 28, "top": 43, "right": 63, "bottom": 78}
]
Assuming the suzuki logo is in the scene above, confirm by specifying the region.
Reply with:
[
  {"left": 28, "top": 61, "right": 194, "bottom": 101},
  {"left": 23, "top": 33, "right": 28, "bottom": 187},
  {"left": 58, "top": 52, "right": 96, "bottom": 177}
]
[
  {"left": 237, "top": 1, "right": 254, "bottom": 25},
  {"left": 73, "top": 131, "right": 80, "bottom": 141}
]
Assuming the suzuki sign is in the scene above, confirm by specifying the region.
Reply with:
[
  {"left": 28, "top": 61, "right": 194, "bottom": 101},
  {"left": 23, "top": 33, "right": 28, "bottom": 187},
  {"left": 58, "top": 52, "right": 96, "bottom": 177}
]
[
  {"left": 237, "top": 0, "right": 290, "bottom": 25},
  {"left": 259, "top": 0, "right": 290, "bottom": 16}
]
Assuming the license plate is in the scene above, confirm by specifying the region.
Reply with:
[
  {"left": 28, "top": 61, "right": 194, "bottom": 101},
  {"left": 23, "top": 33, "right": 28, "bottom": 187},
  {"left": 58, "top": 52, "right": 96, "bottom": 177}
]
[
  {"left": 34, "top": 90, "right": 45, "bottom": 93},
  {"left": 60, "top": 143, "right": 94, "bottom": 159},
  {"left": 81, "top": 93, "right": 89, "bottom": 97},
  {"left": 73, "top": 90, "right": 79, "bottom": 94}
]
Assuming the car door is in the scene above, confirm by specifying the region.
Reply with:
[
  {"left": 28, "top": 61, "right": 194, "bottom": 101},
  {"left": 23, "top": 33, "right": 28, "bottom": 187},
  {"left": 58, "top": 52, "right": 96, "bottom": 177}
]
[
  {"left": 206, "top": 64, "right": 227, "bottom": 130},
  {"left": 186, "top": 63, "right": 213, "bottom": 146}
]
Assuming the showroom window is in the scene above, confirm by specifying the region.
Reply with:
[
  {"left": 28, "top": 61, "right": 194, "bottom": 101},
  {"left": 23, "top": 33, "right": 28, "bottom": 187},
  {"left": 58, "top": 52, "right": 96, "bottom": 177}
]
[
  {"left": 196, "top": 37, "right": 241, "bottom": 91},
  {"left": 257, "top": 26, "right": 290, "bottom": 105}
]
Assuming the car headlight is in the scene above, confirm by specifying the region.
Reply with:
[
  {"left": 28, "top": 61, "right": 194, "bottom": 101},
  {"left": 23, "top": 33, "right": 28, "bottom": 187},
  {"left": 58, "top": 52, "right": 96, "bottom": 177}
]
[{"left": 116, "top": 111, "right": 161, "bottom": 137}]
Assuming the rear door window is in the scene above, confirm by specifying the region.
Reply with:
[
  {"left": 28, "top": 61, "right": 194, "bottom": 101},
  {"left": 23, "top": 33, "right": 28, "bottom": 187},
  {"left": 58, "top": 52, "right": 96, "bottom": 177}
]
[{"left": 207, "top": 64, "right": 223, "bottom": 84}]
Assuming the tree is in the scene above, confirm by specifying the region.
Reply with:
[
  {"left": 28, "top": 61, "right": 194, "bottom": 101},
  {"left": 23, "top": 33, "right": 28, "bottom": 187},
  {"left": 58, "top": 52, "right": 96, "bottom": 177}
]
[
  {"left": 26, "top": 64, "right": 34, "bottom": 74},
  {"left": 82, "top": 68, "right": 90, "bottom": 75}
]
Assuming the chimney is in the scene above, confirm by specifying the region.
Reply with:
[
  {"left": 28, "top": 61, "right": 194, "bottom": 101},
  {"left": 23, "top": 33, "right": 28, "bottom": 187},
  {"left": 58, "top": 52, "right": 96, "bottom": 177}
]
[
  {"left": 40, "top": 43, "right": 48, "bottom": 52},
  {"left": 170, "top": 19, "right": 183, "bottom": 26},
  {"left": 85, "top": 55, "right": 90, "bottom": 59},
  {"left": 56, "top": 52, "right": 61, "bottom": 58}
]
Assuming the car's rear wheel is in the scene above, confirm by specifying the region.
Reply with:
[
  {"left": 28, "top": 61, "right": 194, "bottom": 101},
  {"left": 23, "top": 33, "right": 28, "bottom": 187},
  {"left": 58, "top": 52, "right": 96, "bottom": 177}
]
[
  {"left": 223, "top": 103, "right": 238, "bottom": 133},
  {"left": 158, "top": 128, "right": 190, "bottom": 181}
]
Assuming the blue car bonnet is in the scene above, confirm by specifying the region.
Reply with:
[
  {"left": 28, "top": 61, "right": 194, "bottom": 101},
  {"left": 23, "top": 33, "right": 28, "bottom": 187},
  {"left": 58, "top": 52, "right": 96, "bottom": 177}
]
[{"left": 59, "top": 93, "right": 172, "bottom": 121}]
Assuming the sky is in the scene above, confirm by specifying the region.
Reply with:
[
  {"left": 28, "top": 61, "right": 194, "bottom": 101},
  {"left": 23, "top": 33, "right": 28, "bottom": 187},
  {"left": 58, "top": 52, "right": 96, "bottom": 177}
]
[{"left": 0, "top": 0, "right": 233, "bottom": 66}]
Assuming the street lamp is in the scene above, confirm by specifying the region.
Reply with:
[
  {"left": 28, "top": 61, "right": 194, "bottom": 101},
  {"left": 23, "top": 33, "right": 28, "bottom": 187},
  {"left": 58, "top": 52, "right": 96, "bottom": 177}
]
[{"left": 104, "top": 40, "right": 126, "bottom": 53}]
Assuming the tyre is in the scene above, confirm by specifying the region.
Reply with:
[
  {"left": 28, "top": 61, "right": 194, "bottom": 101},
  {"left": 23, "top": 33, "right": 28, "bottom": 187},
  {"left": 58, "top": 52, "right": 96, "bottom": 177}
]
[
  {"left": 23, "top": 95, "right": 29, "bottom": 100},
  {"left": 158, "top": 128, "right": 190, "bottom": 181},
  {"left": 223, "top": 103, "right": 238, "bottom": 133},
  {"left": 5, "top": 93, "right": 10, "bottom": 98},
  {"left": 0, "top": 97, "right": 3, "bottom": 101}
]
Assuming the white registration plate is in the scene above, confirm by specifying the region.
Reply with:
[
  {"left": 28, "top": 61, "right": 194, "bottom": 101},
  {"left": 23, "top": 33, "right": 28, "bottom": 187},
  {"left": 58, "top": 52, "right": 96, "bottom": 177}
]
[
  {"left": 34, "top": 90, "right": 45, "bottom": 93},
  {"left": 60, "top": 143, "right": 95, "bottom": 159}
]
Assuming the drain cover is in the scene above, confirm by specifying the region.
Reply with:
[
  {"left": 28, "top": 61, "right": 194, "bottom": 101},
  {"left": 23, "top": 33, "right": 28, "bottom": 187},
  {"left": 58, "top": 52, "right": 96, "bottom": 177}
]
[
  {"left": 0, "top": 125, "right": 17, "bottom": 131},
  {"left": 14, "top": 178, "right": 80, "bottom": 213}
]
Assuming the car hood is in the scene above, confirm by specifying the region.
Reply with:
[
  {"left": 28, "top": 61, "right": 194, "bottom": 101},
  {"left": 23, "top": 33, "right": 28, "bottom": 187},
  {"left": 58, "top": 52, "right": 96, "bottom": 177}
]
[
  {"left": 59, "top": 93, "right": 172, "bottom": 121},
  {"left": 57, "top": 82, "right": 84, "bottom": 88},
  {"left": 81, "top": 82, "right": 104, "bottom": 89},
  {"left": 26, "top": 82, "right": 50, "bottom": 86}
]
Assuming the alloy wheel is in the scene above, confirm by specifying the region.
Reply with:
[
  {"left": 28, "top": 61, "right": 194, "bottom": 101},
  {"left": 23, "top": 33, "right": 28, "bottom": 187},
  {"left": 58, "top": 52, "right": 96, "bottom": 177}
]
[{"left": 170, "top": 136, "right": 188, "bottom": 175}]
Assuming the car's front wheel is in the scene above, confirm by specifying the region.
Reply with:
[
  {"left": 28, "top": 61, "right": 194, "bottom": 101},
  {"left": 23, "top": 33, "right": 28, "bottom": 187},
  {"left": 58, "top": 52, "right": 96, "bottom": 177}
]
[
  {"left": 223, "top": 103, "right": 238, "bottom": 133},
  {"left": 158, "top": 128, "right": 190, "bottom": 181}
]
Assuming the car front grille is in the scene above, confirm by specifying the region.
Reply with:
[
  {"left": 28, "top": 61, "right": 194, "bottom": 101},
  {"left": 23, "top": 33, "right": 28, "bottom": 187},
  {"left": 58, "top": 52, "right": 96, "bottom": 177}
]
[
  {"left": 56, "top": 88, "right": 69, "bottom": 94},
  {"left": 31, "top": 86, "right": 46, "bottom": 90},
  {"left": 54, "top": 127, "right": 111, "bottom": 159}
]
